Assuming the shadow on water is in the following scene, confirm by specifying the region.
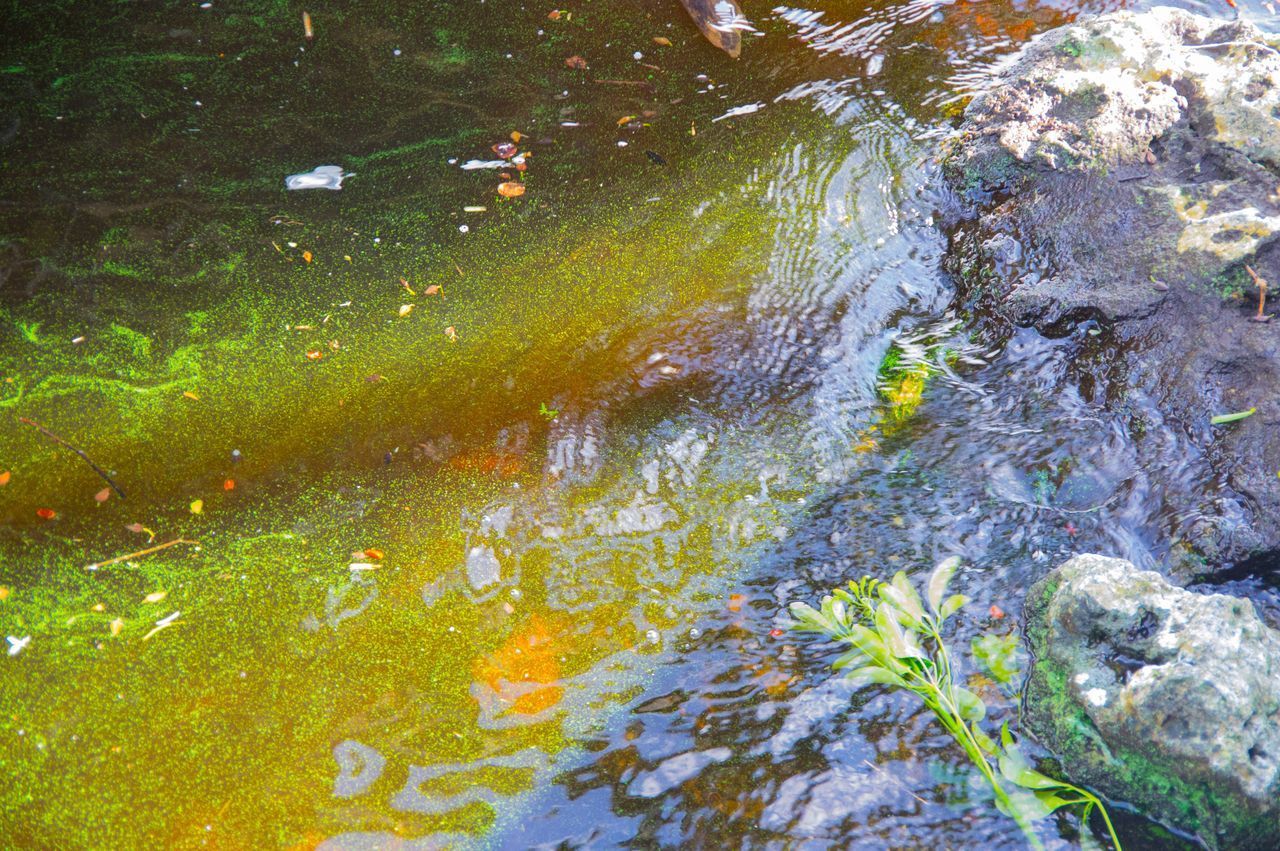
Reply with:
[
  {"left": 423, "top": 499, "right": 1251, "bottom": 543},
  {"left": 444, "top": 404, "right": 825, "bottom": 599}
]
[{"left": 0, "top": 0, "right": 1254, "bottom": 848}]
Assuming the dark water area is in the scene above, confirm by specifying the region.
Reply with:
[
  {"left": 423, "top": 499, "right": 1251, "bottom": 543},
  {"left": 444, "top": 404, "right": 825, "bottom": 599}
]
[{"left": 0, "top": 0, "right": 1269, "bottom": 848}]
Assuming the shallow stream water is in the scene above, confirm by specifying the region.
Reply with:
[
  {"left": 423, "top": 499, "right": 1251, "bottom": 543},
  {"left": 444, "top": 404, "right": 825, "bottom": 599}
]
[{"left": 1, "top": 0, "right": 1269, "bottom": 848}]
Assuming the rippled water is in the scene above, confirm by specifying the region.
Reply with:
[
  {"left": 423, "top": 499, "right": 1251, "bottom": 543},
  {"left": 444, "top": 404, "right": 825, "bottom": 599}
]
[{"left": 0, "top": 0, "right": 1264, "bottom": 848}]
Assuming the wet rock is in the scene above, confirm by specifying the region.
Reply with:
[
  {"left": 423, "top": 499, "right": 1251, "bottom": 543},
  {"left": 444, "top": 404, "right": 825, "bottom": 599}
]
[
  {"left": 943, "top": 8, "right": 1280, "bottom": 566},
  {"left": 1024, "top": 553, "right": 1280, "bottom": 850}
]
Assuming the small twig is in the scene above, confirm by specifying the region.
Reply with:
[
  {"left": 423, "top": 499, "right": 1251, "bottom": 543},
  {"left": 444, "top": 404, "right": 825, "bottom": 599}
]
[
  {"left": 85, "top": 538, "right": 198, "bottom": 571},
  {"left": 862, "top": 760, "right": 928, "bottom": 805},
  {"left": 1246, "top": 264, "right": 1271, "bottom": 322},
  {"left": 18, "top": 417, "right": 126, "bottom": 499}
]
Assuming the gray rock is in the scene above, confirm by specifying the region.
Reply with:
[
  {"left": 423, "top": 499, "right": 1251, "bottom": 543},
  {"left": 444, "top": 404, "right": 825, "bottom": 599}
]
[
  {"left": 1024, "top": 553, "right": 1280, "bottom": 850},
  {"left": 942, "top": 9, "right": 1280, "bottom": 565}
]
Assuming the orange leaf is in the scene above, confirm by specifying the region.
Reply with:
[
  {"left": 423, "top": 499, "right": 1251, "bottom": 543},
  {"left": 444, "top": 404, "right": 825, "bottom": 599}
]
[
  {"left": 223, "top": 479, "right": 235, "bottom": 491},
  {"left": 302, "top": 250, "right": 313, "bottom": 264},
  {"left": 617, "top": 114, "right": 637, "bottom": 126},
  {"left": 564, "top": 54, "right": 588, "bottom": 70},
  {"left": 510, "top": 130, "right": 525, "bottom": 142},
  {"left": 94, "top": 487, "right": 111, "bottom": 503},
  {"left": 423, "top": 284, "right": 442, "bottom": 297},
  {"left": 363, "top": 548, "right": 385, "bottom": 560},
  {"left": 36, "top": 508, "right": 56, "bottom": 520},
  {"left": 989, "top": 604, "right": 1006, "bottom": 620},
  {"left": 0, "top": 586, "right": 9, "bottom": 601},
  {"left": 305, "top": 350, "right": 323, "bottom": 360},
  {"left": 0, "top": 471, "right": 9, "bottom": 486},
  {"left": 653, "top": 36, "right": 672, "bottom": 46},
  {"left": 497, "top": 181, "right": 526, "bottom": 198},
  {"left": 183, "top": 390, "right": 200, "bottom": 401},
  {"left": 728, "top": 593, "right": 746, "bottom": 612}
]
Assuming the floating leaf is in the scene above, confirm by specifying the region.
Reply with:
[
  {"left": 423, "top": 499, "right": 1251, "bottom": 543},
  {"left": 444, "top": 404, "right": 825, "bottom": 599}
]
[
  {"left": 91, "top": 602, "right": 105, "bottom": 612},
  {"left": 424, "top": 284, "right": 442, "bottom": 297},
  {"left": 94, "top": 487, "right": 111, "bottom": 503},
  {"left": 1211, "top": 408, "right": 1256, "bottom": 425},
  {"left": 0, "top": 471, "right": 9, "bottom": 486},
  {"left": 302, "top": 250, "right": 313, "bottom": 264},
  {"left": 305, "top": 350, "right": 323, "bottom": 360},
  {"left": 564, "top": 54, "right": 588, "bottom": 70},
  {"left": 398, "top": 303, "right": 415, "bottom": 317},
  {"left": 653, "top": 36, "right": 672, "bottom": 46},
  {"left": 400, "top": 277, "right": 415, "bottom": 295},
  {"left": 182, "top": 391, "right": 200, "bottom": 401},
  {"left": 189, "top": 499, "right": 204, "bottom": 515},
  {"left": 36, "top": 508, "right": 56, "bottom": 520},
  {"left": 143, "top": 591, "right": 167, "bottom": 604},
  {"left": 445, "top": 326, "right": 458, "bottom": 342},
  {"left": 223, "top": 479, "right": 235, "bottom": 491},
  {"left": 109, "top": 618, "right": 124, "bottom": 637},
  {"left": 617, "top": 114, "right": 637, "bottom": 126},
  {"left": 0, "top": 587, "right": 9, "bottom": 601},
  {"left": 363, "top": 548, "right": 385, "bottom": 560},
  {"left": 497, "top": 181, "right": 526, "bottom": 198}
]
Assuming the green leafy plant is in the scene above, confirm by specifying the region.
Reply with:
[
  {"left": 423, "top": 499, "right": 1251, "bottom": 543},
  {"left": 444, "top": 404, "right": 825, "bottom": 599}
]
[{"left": 789, "top": 558, "right": 1122, "bottom": 850}]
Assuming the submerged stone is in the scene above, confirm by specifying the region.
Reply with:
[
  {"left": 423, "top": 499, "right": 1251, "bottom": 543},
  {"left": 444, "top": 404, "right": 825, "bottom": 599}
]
[
  {"left": 1024, "top": 554, "right": 1280, "bottom": 850},
  {"left": 942, "top": 8, "right": 1280, "bottom": 566}
]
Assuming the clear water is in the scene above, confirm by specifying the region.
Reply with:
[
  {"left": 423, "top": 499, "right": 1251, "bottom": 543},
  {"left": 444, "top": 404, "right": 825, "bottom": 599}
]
[{"left": 0, "top": 0, "right": 1258, "bottom": 847}]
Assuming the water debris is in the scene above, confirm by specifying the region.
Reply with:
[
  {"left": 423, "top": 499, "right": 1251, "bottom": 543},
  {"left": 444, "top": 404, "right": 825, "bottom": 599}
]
[
  {"left": 348, "top": 562, "right": 378, "bottom": 571},
  {"left": 460, "top": 159, "right": 510, "bottom": 170},
  {"left": 679, "top": 0, "right": 756, "bottom": 57},
  {"left": 712, "top": 102, "right": 764, "bottom": 122},
  {"left": 142, "top": 612, "right": 181, "bottom": 641},
  {"left": 7, "top": 635, "right": 30, "bottom": 657},
  {"left": 463, "top": 206, "right": 487, "bottom": 213},
  {"left": 223, "top": 479, "right": 235, "bottom": 491},
  {"left": 109, "top": 618, "right": 124, "bottom": 637},
  {"left": 445, "top": 326, "right": 458, "bottom": 342},
  {"left": 182, "top": 390, "right": 200, "bottom": 400},
  {"left": 86, "top": 537, "right": 194, "bottom": 570},
  {"left": 564, "top": 55, "right": 589, "bottom": 70},
  {"left": 1211, "top": 408, "right": 1256, "bottom": 425},
  {"left": 94, "top": 487, "right": 111, "bottom": 503},
  {"left": 18, "top": 416, "right": 126, "bottom": 499},
  {"left": 654, "top": 36, "right": 673, "bottom": 46},
  {"left": 143, "top": 591, "right": 167, "bottom": 604},
  {"left": 302, "top": 10, "right": 313, "bottom": 41},
  {"left": 0, "top": 471, "right": 9, "bottom": 486},
  {"left": 497, "top": 181, "right": 525, "bottom": 198},
  {"left": 190, "top": 499, "right": 204, "bottom": 514},
  {"left": 398, "top": 304, "right": 415, "bottom": 317},
  {"left": 36, "top": 508, "right": 56, "bottom": 520},
  {"left": 539, "top": 402, "right": 559, "bottom": 419},
  {"left": 284, "top": 165, "right": 348, "bottom": 190},
  {"left": 645, "top": 150, "right": 667, "bottom": 165}
]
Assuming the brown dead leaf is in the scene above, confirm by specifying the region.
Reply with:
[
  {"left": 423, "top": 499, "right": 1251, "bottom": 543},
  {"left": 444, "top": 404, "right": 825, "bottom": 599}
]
[
  {"left": 400, "top": 277, "right": 416, "bottom": 295},
  {"left": 423, "top": 284, "right": 442, "bottom": 297},
  {"left": 564, "top": 55, "right": 588, "bottom": 70},
  {"left": 617, "top": 114, "right": 637, "bottom": 126},
  {"left": 445, "top": 326, "right": 458, "bottom": 342},
  {"left": 94, "top": 487, "right": 111, "bottom": 503},
  {"left": 498, "top": 181, "right": 525, "bottom": 198},
  {"left": 653, "top": 36, "right": 672, "bottom": 46}
]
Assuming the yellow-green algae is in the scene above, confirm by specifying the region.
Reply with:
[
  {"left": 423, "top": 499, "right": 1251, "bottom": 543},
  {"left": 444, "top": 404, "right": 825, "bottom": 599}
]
[{"left": 0, "top": 98, "right": 891, "bottom": 846}]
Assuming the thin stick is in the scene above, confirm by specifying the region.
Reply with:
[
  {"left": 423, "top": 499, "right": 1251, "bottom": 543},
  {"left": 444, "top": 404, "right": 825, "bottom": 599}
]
[
  {"left": 18, "top": 416, "right": 125, "bottom": 499},
  {"left": 85, "top": 538, "right": 198, "bottom": 571},
  {"left": 862, "top": 760, "right": 928, "bottom": 806},
  {"left": 1246, "top": 264, "right": 1270, "bottom": 321}
]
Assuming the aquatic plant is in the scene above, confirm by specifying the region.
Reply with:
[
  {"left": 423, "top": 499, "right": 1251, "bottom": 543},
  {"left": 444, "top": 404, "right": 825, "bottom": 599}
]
[{"left": 789, "top": 559, "right": 1122, "bottom": 850}]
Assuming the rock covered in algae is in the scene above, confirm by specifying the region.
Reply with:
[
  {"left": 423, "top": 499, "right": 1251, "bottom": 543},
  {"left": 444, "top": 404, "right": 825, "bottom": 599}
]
[{"left": 1024, "top": 554, "right": 1280, "bottom": 850}]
